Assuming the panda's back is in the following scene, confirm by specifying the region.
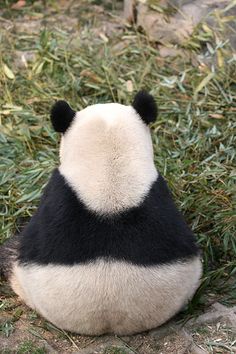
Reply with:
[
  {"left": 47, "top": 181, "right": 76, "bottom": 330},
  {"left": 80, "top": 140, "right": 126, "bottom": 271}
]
[
  {"left": 9, "top": 169, "right": 202, "bottom": 335},
  {"left": 18, "top": 169, "right": 199, "bottom": 266}
]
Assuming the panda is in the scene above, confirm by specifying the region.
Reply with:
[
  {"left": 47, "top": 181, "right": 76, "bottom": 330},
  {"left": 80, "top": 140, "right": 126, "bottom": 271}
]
[{"left": 1, "top": 91, "right": 202, "bottom": 335}]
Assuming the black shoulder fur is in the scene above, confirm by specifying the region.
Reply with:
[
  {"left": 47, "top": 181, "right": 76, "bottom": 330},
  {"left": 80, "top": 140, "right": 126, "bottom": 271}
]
[{"left": 18, "top": 169, "right": 199, "bottom": 266}]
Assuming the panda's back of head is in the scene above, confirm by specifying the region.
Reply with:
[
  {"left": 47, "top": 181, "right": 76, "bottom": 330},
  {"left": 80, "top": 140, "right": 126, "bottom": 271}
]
[{"left": 51, "top": 92, "right": 158, "bottom": 215}]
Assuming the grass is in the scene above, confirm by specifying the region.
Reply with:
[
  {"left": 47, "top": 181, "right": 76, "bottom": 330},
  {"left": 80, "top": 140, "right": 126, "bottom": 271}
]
[
  {"left": 193, "top": 323, "right": 236, "bottom": 354},
  {"left": 2, "top": 340, "right": 47, "bottom": 354},
  {"left": 0, "top": 0, "right": 235, "bottom": 324},
  {"left": 17, "top": 340, "right": 46, "bottom": 354}
]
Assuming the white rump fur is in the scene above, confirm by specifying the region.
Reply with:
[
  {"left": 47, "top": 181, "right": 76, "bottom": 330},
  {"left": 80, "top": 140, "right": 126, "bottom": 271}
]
[
  {"left": 59, "top": 103, "right": 157, "bottom": 215},
  {"left": 11, "top": 258, "right": 202, "bottom": 335}
]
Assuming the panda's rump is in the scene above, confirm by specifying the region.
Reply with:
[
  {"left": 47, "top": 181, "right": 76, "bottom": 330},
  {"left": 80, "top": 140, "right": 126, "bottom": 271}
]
[{"left": 11, "top": 257, "right": 202, "bottom": 335}]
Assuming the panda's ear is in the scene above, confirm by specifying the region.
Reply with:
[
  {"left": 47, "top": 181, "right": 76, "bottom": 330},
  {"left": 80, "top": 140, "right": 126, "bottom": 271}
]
[
  {"left": 50, "top": 100, "right": 76, "bottom": 133},
  {"left": 132, "top": 91, "right": 158, "bottom": 124}
]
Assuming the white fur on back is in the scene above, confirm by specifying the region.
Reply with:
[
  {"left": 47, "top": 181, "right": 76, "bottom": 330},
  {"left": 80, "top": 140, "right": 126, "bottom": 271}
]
[
  {"left": 11, "top": 257, "right": 202, "bottom": 335},
  {"left": 59, "top": 103, "right": 157, "bottom": 215}
]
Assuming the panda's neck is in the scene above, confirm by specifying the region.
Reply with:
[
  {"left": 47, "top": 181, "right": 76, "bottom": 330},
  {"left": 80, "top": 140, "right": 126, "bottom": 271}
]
[{"left": 59, "top": 157, "right": 157, "bottom": 216}]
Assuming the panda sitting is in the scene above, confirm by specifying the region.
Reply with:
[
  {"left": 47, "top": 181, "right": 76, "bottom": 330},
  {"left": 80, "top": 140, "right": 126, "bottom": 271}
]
[{"left": 1, "top": 91, "right": 202, "bottom": 335}]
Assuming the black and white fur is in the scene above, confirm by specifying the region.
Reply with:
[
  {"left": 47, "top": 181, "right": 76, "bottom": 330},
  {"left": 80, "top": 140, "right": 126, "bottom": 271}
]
[{"left": 2, "top": 91, "right": 202, "bottom": 335}]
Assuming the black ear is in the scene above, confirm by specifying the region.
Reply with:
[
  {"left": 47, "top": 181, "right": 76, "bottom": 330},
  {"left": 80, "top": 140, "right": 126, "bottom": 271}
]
[
  {"left": 50, "top": 100, "right": 76, "bottom": 133},
  {"left": 132, "top": 91, "right": 158, "bottom": 124}
]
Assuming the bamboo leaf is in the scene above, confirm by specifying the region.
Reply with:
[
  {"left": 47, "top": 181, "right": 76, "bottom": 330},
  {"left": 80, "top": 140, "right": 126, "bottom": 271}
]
[
  {"left": 194, "top": 72, "right": 215, "bottom": 99},
  {"left": 3, "top": 63, "right": 15, "bottom": 79}
]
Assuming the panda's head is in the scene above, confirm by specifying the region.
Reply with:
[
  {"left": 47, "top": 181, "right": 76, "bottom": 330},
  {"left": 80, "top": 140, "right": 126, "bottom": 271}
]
[{"left": 50, "top": 91, "right": 158, "bottom": 215}]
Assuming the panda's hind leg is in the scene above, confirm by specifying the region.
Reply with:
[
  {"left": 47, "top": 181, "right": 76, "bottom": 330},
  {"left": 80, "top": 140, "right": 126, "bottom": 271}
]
[
  {"left": 0, "top": 236, "right": 19, "bottom": 279},
  {"left": 0, "top": 237, "right": 34, "bottom": 309}
]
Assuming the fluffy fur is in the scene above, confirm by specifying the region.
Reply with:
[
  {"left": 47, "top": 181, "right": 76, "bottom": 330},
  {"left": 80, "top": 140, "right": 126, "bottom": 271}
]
[
  {"left": 18, "top": 169, "right": 199, "bottom": 266},
  {"left": 0, "top": 237, "right": 18, "bottom": 278},
  {"left": 2, "top": 92, "right": 202, "bottom": 335},
  {"left": 51, "top": 100, "right": 76, "bottom": 133},
  {"left": 11, "top": 258, "right": 202, "bottom": 335},
  {"left": 59, "top": 103, "right": 157, "bottom": 215},
  {"left": 132, "top": 91, "right": 158, "bottom": 124}
]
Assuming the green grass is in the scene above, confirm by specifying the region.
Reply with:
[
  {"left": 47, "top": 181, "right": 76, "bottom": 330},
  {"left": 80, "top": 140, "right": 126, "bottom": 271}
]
[
  {"left": 103, "top": 347, "right": 131, "bottom": 354},
  {"left": 0, "top": 0, "right": 236, "bottom": 310},
  {"left": 2, "top": 340, "right": 47, "bottom": 354},
  {"left": 15, "top": 340, "right": 46, "bottom": 354}
]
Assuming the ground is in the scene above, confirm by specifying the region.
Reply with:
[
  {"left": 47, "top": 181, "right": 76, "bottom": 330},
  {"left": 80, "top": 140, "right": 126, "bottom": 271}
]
[{"left": 0, "top": 0, "right": 236, "bottom": 353}]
